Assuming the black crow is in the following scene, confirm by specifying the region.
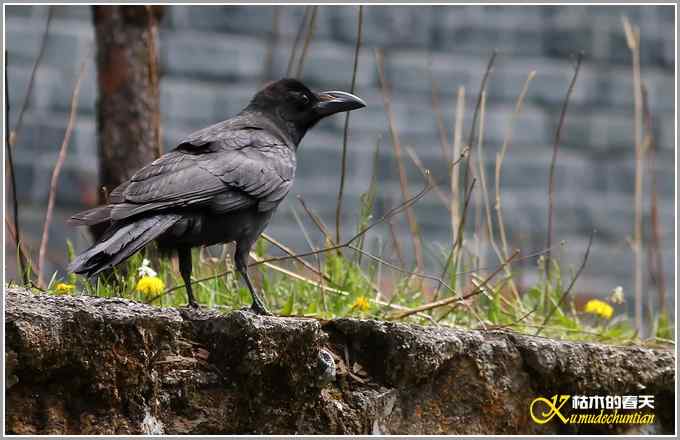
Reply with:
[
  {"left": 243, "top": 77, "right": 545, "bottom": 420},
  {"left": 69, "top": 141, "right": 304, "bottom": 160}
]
[{"left": 68, "top": 78, "right": 365, "bottom": 314}]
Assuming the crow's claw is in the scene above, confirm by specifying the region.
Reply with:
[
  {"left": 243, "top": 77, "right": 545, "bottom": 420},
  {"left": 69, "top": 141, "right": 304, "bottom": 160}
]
[{"left": 250, "top": 302, "right": 272, "bottom": 316}]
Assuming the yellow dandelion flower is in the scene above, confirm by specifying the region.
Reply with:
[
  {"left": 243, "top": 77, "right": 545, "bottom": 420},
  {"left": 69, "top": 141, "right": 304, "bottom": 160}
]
[
  {"left": 54, "top": 283, "right": 75, "bottom": 295},
  {"left": 352, "top": 296, "right": 370, "bottom": 312},
  {"left": 136, "top": 276, "right": 165, "bottom": 296},
  {"left": 584, "top": 299, "right": 614, "bottom": 320}
]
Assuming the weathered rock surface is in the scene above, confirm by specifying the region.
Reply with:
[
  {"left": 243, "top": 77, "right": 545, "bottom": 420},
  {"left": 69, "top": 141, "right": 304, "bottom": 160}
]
[{"left": 5, "top": 288, "right": 675, "bottom": 435}]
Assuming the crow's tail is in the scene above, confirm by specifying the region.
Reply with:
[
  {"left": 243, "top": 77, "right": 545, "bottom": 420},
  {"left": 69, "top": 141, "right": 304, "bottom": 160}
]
[
  {"left": 68, "top": 205, "right": 112, "bottom": 226},
  {"left": 67, "top": 214, "right": 181, "bottom": 277}
]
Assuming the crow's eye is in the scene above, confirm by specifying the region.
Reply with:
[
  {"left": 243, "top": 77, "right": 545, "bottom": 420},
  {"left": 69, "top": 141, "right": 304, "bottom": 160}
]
[{"left": 289, "top": 92, "right": 310, "bottom": 110}]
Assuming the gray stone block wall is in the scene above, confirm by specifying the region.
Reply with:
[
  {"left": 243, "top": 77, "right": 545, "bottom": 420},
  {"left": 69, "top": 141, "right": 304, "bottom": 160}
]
[{"left": 5, "top": 5, "right": 675, "bottom": 315}]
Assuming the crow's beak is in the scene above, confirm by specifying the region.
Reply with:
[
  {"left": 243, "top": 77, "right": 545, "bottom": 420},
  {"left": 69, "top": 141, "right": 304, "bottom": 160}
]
[{"left": 314, "top": 90, "right": 366, "bottom": 116}]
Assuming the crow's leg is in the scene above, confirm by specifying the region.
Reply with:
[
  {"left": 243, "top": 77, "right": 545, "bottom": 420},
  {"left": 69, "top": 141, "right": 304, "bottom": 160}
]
[
  {"left": 234, "top": 245, "right": 271, "bottom": 316},
  {"left": 178, "top": 247, "right": 199, "bottom": 308}
]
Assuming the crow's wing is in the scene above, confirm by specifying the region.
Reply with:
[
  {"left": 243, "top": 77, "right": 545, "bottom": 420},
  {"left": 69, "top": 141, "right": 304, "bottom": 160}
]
[{"left": 109, "top": 127, "right": 295, "bottom": 221}]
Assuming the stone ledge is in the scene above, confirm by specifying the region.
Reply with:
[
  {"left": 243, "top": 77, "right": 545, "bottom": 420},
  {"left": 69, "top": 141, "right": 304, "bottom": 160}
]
[{"left": 5, "top": 288, "right": 675, "bottom": 435}]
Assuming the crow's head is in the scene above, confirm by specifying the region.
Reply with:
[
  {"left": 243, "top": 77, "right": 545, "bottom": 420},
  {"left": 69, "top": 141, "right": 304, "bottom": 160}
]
[{"left": 247, "top": 78, "right": 366, "bottom": 143}]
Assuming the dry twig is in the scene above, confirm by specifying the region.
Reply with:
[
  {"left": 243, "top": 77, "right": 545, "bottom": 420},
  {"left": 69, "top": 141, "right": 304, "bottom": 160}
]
[
  {"left": 641, "top": 84, "right": 666, "bottom": 314},
  {"left": 394, "top": 250, "right": 520, "bottom": 320},
  {"left": 405, "top": 146, "right": 449, "bottom": 209},
  {"left": 535, "top": 230, "right": 595, "bottom": 335},
  {"left": 450, "top": 86, "right": 466, "bottom": 242},
  {"left": 5, "top": 217, "right": 37, "bottom": 278},
  {"left": 462, "top": 50, "right": 497, "bottom": 193},
  {"left": 10, "top": 6, "right": 53, "bottom": 147},
  {"left": 144, "top": 5, "right": 162, "bottom": 158},
  {"left": 37, "top": 50, "right": 91, "bottom": 287},
  {"left": 335, "top": 5, "right": 363, "bottom": 244},
  {"left": 290, "top": 205, "right": 326, "bottom": 310},
  {"left": 375, "top": 48, "right": 425, "bottom": 273},
  {"left": 622, "top": 17, "right": 645, "bottom": 333},
  {"left": 5, "top": 51, "right": 29, "bottom": 283},
  {"left": 545, "top": 52, "right": 583, "bottom": 281},
  {"left": 435, "top": 178, "right": 476, "bottom": 299},
  {"left": 476, "top": 91, "right": 493, "bottom": 273},
  {"left": 6, "top": 8, "right": 53, "bottom": 283},
  {"left": 494, "top": 71, "right": 535, "bottom": 298},
  {"left": 262, "top": 232, "right": 328, "bottom": 284},
  {"left": 387, "top": 219, "right": 406, "bottom": 269},
  {"left": 286, "top": 6, "right": 311, "bottom": 77},
  {"left": 262, "top": 7, "right": 280, "bottom": 84},
  {"left": 295, "top": 5, "right": 318, "bottom": 78}
]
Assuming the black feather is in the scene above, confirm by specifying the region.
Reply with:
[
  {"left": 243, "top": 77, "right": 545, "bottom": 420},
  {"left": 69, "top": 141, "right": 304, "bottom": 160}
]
[
  {"left": 68, "top": 215, "right": 181, "bottom": 277},
  {"left": 69, "top": 205, "right": 112, "bottom": 226}
]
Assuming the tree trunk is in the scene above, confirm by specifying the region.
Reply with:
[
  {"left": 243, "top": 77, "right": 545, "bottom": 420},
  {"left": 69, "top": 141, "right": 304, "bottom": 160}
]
[{"left": 91, "top": 5, "right": 163, "bottom": 238}]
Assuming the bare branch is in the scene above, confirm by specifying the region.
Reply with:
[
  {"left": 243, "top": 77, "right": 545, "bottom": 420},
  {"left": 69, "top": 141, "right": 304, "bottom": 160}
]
[
  {"left": 4, "top": 217, "right": 37, "bottom": 278},
  {"left": 6, "top": 8, "right": 53, "bottom": 283},
  {"left": 10, "top": 6, "right": 53, "bottom": 147},
  {"left": 393, "top": 250, "right": 520, "bottom": 320},
  {"left": 450, "top": 86, "right": 466, "bottom": 242},
  {"left": 297, "top": 194, "right": 334, "bottom": 245},
  {"left": 495, "top": 71, "right": 535, "bottom": 299},
  {"left": 335, "top": 5, "right": 363, "bottom": 244},
  {"left": 535, "top": 229, "right": 595, "bottom": 335},
  {"left": 480, "top": 305, "right": 538, "bottom": 331},
  {"left": 286, "top": 6, "right": 311, "bottom": 77},
  {"left": 641, "top": 84, "right": 666, "bottom": 314},
  {"left": 545, "top": 52, "right": 583, "bottom": 283},
  {"left": 250, "top": 251, "right": 341, "bottom": 297},
  {"left": 347, "top": 242, "right": 457, "bottom": 295},
  {"left": 386, "top": 218, "right": 406, "bottom": 269},
  {"left": 261, "top": 7, "right": 280, "bottom": 84},
  {"left": 375, "top": 48, "right": 425, "bottom": 274},
  {"left": 290, "top": 206, "right": 327, "bottom": 311},
  {"left": 622, "top": 16, "right": 645, "bottom": 333},
  {"left": 477, "top": 91, "right": 498, "bottom": 271},
  {"left": 261, "top": 232, "right": 328, "bottom": 284},
  {"left": 5, "top": 51, "right": 29, "bottom": 283},
  {"left": 405, "top": 146, "right": 450, "bottom": 210},
  {"left": 462, "top": 50, "right": 497, "bottom": 193},
  {"left": 294, "top": 5, "right": 318, "bottom": 78},
  {"left": 434, "top": 177, "right": 476, "bottom": 299},
  {"left": 37, "top": 50, "right": 91, "bottom": 287}
]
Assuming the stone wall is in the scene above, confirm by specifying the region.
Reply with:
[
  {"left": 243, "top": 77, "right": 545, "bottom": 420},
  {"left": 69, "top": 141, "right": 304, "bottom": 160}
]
[
  {"left": 5, "top": 5, "right": 676, "bottom": 311},
  {"left": 6, "top": 289, "right": 675, "bottom": 435}
]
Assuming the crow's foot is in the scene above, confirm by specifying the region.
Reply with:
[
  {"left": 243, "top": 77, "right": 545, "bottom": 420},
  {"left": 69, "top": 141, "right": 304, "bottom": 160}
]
[{"left": 249, "top": 301, "right": 273, "bottom": 316}]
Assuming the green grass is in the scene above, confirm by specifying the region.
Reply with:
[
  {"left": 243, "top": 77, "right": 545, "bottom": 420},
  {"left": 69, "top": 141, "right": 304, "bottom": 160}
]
[{"left": 22, "top": 231, "right": 669, "bottom": 348}]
